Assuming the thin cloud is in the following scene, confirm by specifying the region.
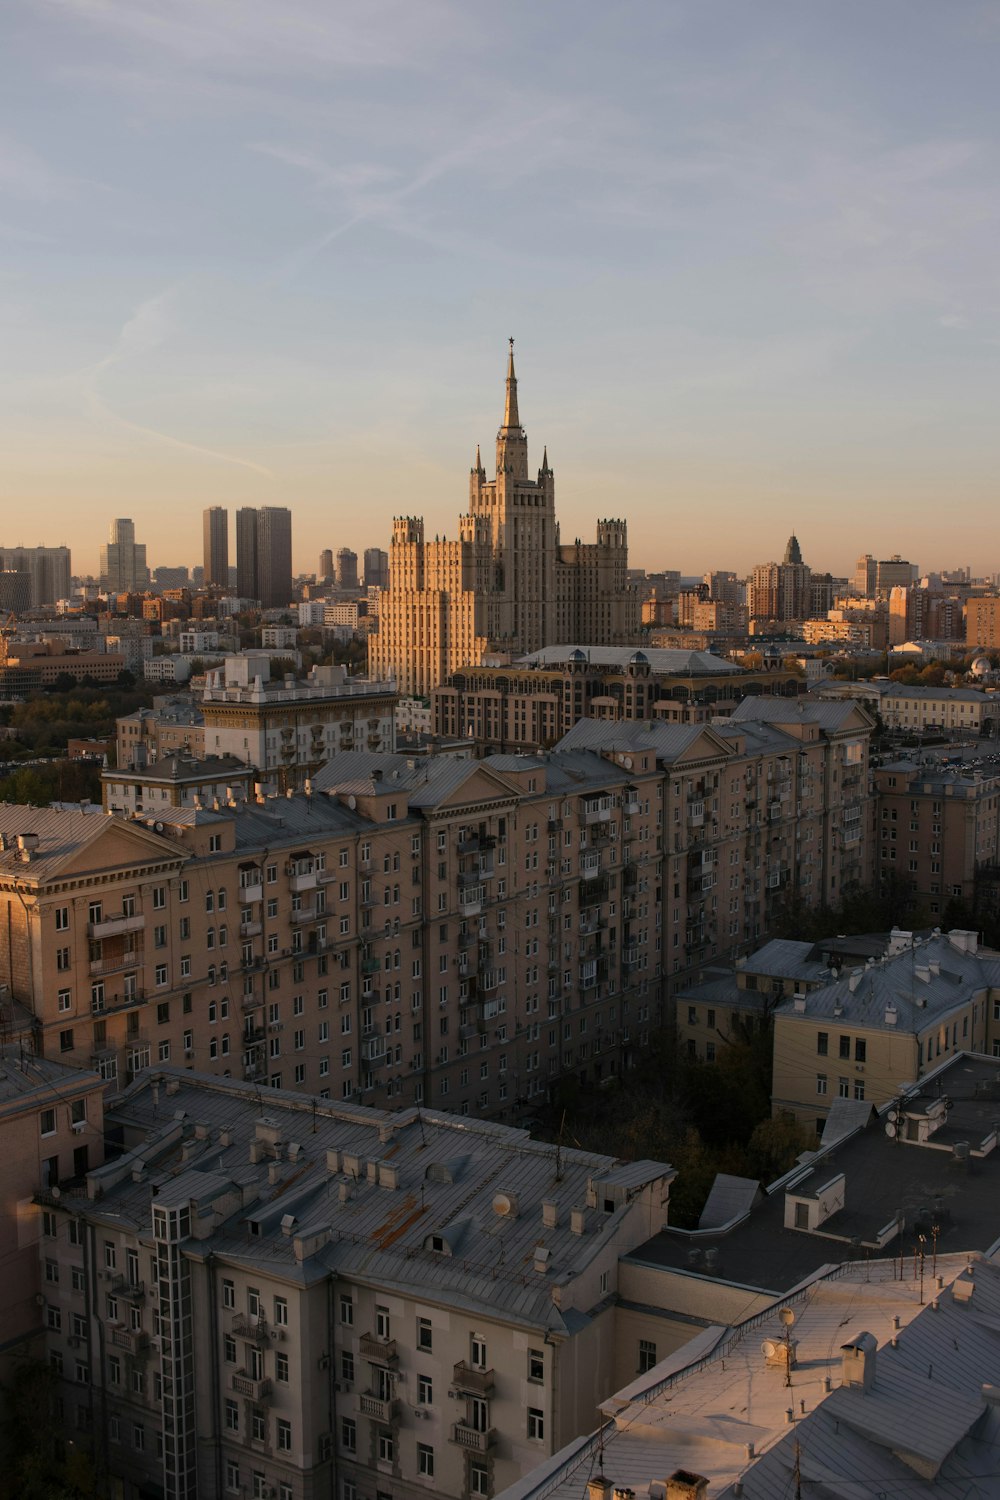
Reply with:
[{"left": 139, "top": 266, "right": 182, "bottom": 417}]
[{"left": 85, "top": 289, "right": 274, "bottom": 477}]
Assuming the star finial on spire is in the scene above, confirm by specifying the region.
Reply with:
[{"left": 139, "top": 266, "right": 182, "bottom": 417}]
[{"left": 503, "top": 337, "right": 519, "bottom": 429}]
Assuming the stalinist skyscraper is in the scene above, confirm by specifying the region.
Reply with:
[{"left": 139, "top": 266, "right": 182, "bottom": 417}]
[{"left": 370, "top": 343, "right": 638, "bottom": 696}]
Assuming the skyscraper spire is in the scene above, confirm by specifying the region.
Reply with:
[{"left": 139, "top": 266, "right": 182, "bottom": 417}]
[
  {"left": 503, "top": 336, "right": 520, "bottom": 430},
  {"left": 473, "top": 443, "right": 483, "bottom": 474}
]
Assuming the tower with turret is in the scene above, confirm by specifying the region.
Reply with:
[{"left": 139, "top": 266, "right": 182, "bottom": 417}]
[{"left": 370, "top": 345, "right": 638, "bottom": 697}]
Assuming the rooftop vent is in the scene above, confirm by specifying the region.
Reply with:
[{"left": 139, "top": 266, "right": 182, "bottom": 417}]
[
  {"left": 666, "top": 1472, "right": 709, "bottom": 1500},
  {"left": 841, "top": 1331, "right": 877, "bottom": 1392}
]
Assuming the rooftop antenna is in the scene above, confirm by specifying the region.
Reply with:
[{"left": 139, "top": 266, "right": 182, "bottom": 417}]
[
  {"left": 311, "top": 1096, "right": 318, "bottom": 1134},
  {"left": 254, "top": 1084, "right": 264, "bottom": 1117},
  {"left": 416, "top": 1106, "right": 427, "bottom": 1149}
]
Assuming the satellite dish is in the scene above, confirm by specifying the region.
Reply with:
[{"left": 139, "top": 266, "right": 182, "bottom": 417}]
[
  {"left": 154, "top": 821, "right": 164, "bottom": 833},
  {"left": 623, "top": 757, "right": 633, "bottom": 770},
  {"left": 779, "top": 1308, "right": 796, "bottom": 1328},
  {"left": 50, "top": 1185, "right": 61, "bottom": 1200},
  {"left": 761, "top": 1340, "right": 778, "bottom": 1358},
  {"left": 885, "top": 1122, "right": 897, "bottom": 1138},
  {"left": 888, "top": 1110, "right": 899, "bottom": 1123},
  {"left": 347, "top": 795, "right": 357, "bottom": 810}
]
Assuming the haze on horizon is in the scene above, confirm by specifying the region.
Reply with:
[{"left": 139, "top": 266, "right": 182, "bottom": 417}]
[{"left": 1, "top": 0, "right": 998, "bottom": 580}]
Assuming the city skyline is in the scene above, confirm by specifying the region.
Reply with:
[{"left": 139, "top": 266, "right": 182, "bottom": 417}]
[{"left": 2, "top": 2, "right": 998, "bottom": 575}]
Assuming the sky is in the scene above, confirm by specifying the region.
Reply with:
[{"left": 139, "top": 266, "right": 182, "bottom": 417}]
[{"left": 1, "top": 1, "right": 999, "bottom": 581}]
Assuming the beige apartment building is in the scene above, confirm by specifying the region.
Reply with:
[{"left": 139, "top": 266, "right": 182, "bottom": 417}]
[
  {"left": 0, "top": 1045, "right": 105, "bottom": 1374},
  {"left": 200, "top": 655, "right": 397, "bottom": 787},
  {"left": 37, "top": 1067, "right": 674, "bottom": 1500},
  {"left": 102, "top": 753, "right": 254, "bottom": 816},
  {"left": 877, "top": 682, "right": 993, "bottom": 734},
  {"left": 117, "top": 698, "right": 206, "bottom": 767},
  {"left": 561, "top": 697, "right": 874, "bottom": 979},
  {"left": 874, "top": 760, "right": 1000, "bottom": 914},
  {"left": 0, "top": 742, "right": 665, "bottom": 1119},
  {"left": 369, "top": 346, "right": 638, "bottom": 697}
]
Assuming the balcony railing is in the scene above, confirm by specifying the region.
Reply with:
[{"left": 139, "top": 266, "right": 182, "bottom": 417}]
[
  {"left": 289, "top": 870, "right": 317, "bottom": 893},
  {"left": 360, "top": 1392, "right": 397, "bottom": 1421},
  {"left": 452, "top": 1361, "right": 495, "bottom": 1395},
  {"left": 290, "top": 906, "right": 318, "bottom": 924},
  {"left": 89, "top": 913, "right": 145, "bottom": 940},
  {"left": 238, "top": 882, "right": 263, "bottom": 904},
  {"left": 232, "top": 1372, "right": 272, "bottom": 1402},
  {"left": 360, "top": 1333, "right": 397, "bottom": 1365},
  {"left": 89, "top": 949, "right": 142, "bottom": 978},
  {"left": 111, "top": 1326, "right": 149, "bottom": 1356},
  {"left": 232, "top": 1314, "right": 269, "bottom": 1343},
  {"left": 451, "top": 1423, "right": 496, "bottom": 1452}
]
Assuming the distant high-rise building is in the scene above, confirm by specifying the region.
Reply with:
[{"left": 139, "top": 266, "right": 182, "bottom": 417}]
[
  {"left": 876, "top": 555, "right": 917, "bottom": 597},
  {"left": 257, "top": 508, "right": 293, "bottom": 609},
  {"left": 336, "top": 548, "right": 359, "bottom": 590},
  {"left": 100, "top": 518, "right": 148, "bottom": 593},
  {"left": 0, "top": 571, "right": 31, "bottom": 613},
  {"left": 853, "top": 553, "right": 877, "bottom": 597},
  {"left": 153, "top": 566, "right": 190, "bottom": 590},
  {"left": 0, "top": 545, "right": 72, "bottom": 606},
  {"left": 319, "top": 549, "right": 334, "bottom": 582},
  {"left": 370, "top": 343, "right": 638, "bottom": 697},
  {"left": 236, "top": 508, "right": 259, "bottom": 600},
  {"left": 363, "top": 547, "right": 389, "bottom": 590},
  {"left": 747, "top": 534, "right": 811, "bottom": 623},
  {"left": 203, "top": 507, "right": 229, "bottom": 588}
]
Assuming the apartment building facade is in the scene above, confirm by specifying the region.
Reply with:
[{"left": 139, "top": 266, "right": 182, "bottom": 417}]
[
  {"left": 559, "top": 696, "right": 874, "bottom": 980},
  {"left": 36, "top": 1068, "right": 674, "bottom": 1500},
  {"left": 200, "top": 656, "right": 398, "bottom": 787},
  {"left": 877, "top": 683, "right": 993, "bottom": 734},
  {"left": 874, "top": 760, "right": 1000, "bottom": 914},
  {"left": 369, "top": 346, "right": 638, "bottom": 697},
  {"left": 0, "top": 740, "right": 666, "bottom": 1119}
]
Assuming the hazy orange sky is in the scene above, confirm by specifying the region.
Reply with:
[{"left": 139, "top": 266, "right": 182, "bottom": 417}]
[{"left": 2, "top": 1, "right": 998, "bottom": 580}]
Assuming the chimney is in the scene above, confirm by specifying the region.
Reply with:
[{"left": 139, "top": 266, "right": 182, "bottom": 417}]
[
  {"left": 841, "top": 1331, "right": 877, "bottom": 1392},
  {"left": 570, "top": 1207, "right": 586, "bottom": 1235},
  {"left": 848, "top": 969, "right": 863, "bottom": 992},
  {"left": 542, "top": 1200, "right": 559, "bottom": 1229},
  {"left": 665, "top": 1472, "right": 709, "bottom": 1500},
  {"left": 587, "top": 1480, "right": 613, "bottom": 1500}
]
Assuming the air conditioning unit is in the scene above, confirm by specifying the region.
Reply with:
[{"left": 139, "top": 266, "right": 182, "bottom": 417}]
[
  {"left": 318, "top": 1355, "right": 331, "bottom": 1370},
  {"left": 71, "top": 1120, "right": 86, "bottom": 1133},
  {"left": 447, "top": 1388, "right": 459, "bottom": 1399}
]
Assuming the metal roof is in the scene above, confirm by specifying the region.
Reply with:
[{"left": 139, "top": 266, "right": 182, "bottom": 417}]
[{"left": 514, "top": 646, "right": 742, "bottom": 676}]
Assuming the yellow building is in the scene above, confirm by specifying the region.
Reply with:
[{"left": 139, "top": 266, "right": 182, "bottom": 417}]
[{"left": 771, "top": 929, "right": 997, "bottom": 1129}]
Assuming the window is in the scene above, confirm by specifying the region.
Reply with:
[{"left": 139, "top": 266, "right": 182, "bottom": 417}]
[
  {"left": 417, "top": 1316, "right": 432, "bottom": 1351},
  {"left": 470, "top": 1333, "right": 487, "bottom": 1369},
  {"left": 527, "top": 1408, "right": 545, "bottom": 1441},
  {"left": 816, "top": 1031, "right": 828, "bottom": 1056},
  {"left": 277, "top": 1418, "right": 292, "bottom": 1452},
  {"left": 471, "top": 1463, "right": 489, "bottom": 1496},
  {"left": 418, "top": 1374, "right": 433, "bottom": 1404},
  {"left": 417, "top": 1443, "right": 435, "bottom": 1477},
  {"left": 247, "top": 1286, "right": 261, "bottom": 1319},
  {"left": 273, "top": 1295, "right": 288, "bottom": 1327},
  {"left": 40, "top": 1108, "right": 56, "bottom": 1137},
  {"left": 839, "top": 1035, "right": 851, "bottom": 1060},
  {"left": 855, "top": 1038, "right": 866, "bottom": 1063},
  {"left": 55, "top": 906, "right": 69, "bottom": 931},
  {"left": 222, "top": 1279, "right": 235, "bottom": 1309},
  {"left": 276, "top": 1352, "right": 289, "bottom": 1383},
  {"left": 638, "top": 1339, "right": 657, "bottom": 1373},
  {"left": 375, "top": 1305, "right": 390, "bottom": 1339},
  {"left": 225, "top": 1400, "right": 239, "bottom": 1432},
  {"left": 816, "top": 1074, "right": 827, "bottom": 1096},
  {"left": 224, "top": 1335, "right": 237, "bottom": 1364},
  {"left": 839, "top": 1077, "right": 850, "bottom": 1098},
  {"left": 251, "top": 1410, "right": 266, "bottom": 1443},
  {"left": 339, "top": 1294, "right": 353, "bottom": 1327},
  {"left": 378, "top": 1431, "right": 394, "bottom": 1463},
  {"left": 60, "top": 1029, "right": 74, "bottom": 1053},
  {"left": 226, "top": 1461, "right": 241, "bottom": 1493},
  {"left": 528, "top": 1349, "right": 544, "bottom": 1382}
]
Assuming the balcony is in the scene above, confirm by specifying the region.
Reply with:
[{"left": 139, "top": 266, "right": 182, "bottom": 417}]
[
  {"left": 289, "top": 869, "right": 317, "bottom": 893},
  {"left": 239, "top": 920, "right": 262, "bottom": 939},
  {"left": 688, "top": 800, "right": 705, "bottom": 827},
  {"left": 580, "top": 800, "right": 613, "bottom": 825},
  {"left": 360, "top": 1392, "right": 398, "bottom": 1421},
  {"left": 232, "top": 1313, "right": 269, "bottom": 1342},
  {"left": 110, "top": 1276, "right": 145, "bottom": 1301},
  {"left": 361, "top": 956, "right": 382, "bottom": 974},
  {"left": 579, "top": 857, "right": 601, "bottom": 881},
  {"left": 232, "top": 1371, "right": 272, "bottom": 1402},
  {"left": 89, "top": 949, "right": 142, "bottom": 978},
  {"left": 452, "top": 1361, "right": 495, "bottom": 1395},
  {"left": 360, "top": 1334, "right": 398, "bottom": 1365},
  {"left": 459, "top": 886, "right": 484, "bottom": 917},
  {"left": 111, "top": 1326, "right": 148, "bottom": 1356},
  {"left": 622, "top": 862, "right": 638, "bottom": 890},
  {"left": 238, "top": 881, "right": 263, "bottom": 904},
  {"left": 89, "top": 913, "right": 144, "bottom": 940},
  {"left": 291, "top": 906, "right": 318, "bottom": 925},
  {"left": 451, "top": 1423, "right": 496, "bottom": 1452},
  {"left": 362, "top": 1041, "right": 387, "bottom": 1066}
]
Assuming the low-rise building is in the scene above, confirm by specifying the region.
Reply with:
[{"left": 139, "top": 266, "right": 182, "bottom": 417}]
[
  {"left": 38, "top": 1066, "right": 674, "bottom": 1500},
  {"left": 101, "top": 753, "right": 254, "bottom": 816},
  {"left": 117, "top": 698, "right": 206, "bottom": 767},
  {"left": 770, "top": 928, "right": 998, "bottom": 1127},
  {"left": 878, "top": 682, "right": 994, "bottom": 735}
]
